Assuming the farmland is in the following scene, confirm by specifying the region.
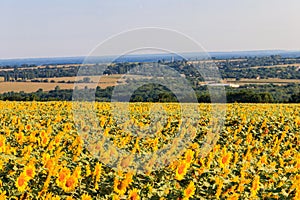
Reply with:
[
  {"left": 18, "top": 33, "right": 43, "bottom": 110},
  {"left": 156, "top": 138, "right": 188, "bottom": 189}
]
[
  {"left": 225, "top": 78, "right": 300, "bottom": 86},
  {"left": 0, "top": 75, "right": 124, "bottom": 93},
  {"left": 0, "top": 102, "right": 299, "bottom": 199}
]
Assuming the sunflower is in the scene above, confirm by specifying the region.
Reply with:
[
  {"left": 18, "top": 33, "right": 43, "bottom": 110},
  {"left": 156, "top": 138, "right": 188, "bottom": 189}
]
[
  {"left": 45, "top": 158, "right": 55, "bottom": 172},
  {"left": 15, "top": 173, "right": 28, "bottom": 192},
  {"left": 52, "top": 196, "right": 61, "bottom": 200},
  {"left": 219, "top": 148, "right": 232, "bottom": 169},
  {"left": 54, "top": 133, "right": 63, "bottom": 146},
  {"left": 74, "top": 166, "right": 81, "bottom": 179},
  {"left": 15, "top": 132, "right": 25, "bottom": 145},
  {"left": 124, "top": 172, "right": 133, "bottom": 186},
  {"left": 24, "top": 164, "right": 36, "bottom": 180},
  {"left": 0, "top": 190, "right": 6, "bottom": 200},
  {"left": 183, "top": 181, "right": 196, "bottom": 200},
  {"left": 56, "top": 167, "right": 71, "bottom": 187},
  {"left": 112, "top": 194, "right": 121, "bottom": 200},
  {"left": 40, "top": 130, "right": 46, "bottom": 138},
  {"left": 41, "top": 135, "right": 49, "bottom": 147},
  {"left": 44, "top": 192, "right": 53, "bottom": 199},
  {"left": 85, "top": 164, "right": 91, "bottom": 177},
  {"left": 63, "top": 175, "right": 78, "bottom": 193},
  {"left": 0, "top": 135, "right": 6, "bottom": 153},
  {"left": 184, "top": 149, "right": 194, "bottom": 166},
  {"left": 114, "top": 178, "right": 127, "bottom": 195},
  {"left": 93, "top": 162, "right": 102, "bottom": 181},
  {"left": 215, "top": 177, "right": 224, "bottom": 199},
  {"left": 25, "top": 124, "right": 32, "bottom": 131},
  {"left": 128, "top": 188, "right": 140, "bottom": 200},
  {"left": 175, "top": 160, "right": 188, "bottom": 181},
  {"left": 29, "top": 131, "right": 38, "bottom": 143},
  {"left": 250, "top": 175, "right": 260, "bottom": 197},
  {"left": 227, "top": 193, "right": 240, "bottom": 200},
  {"left": 81, "top": 193, "right": 92, "bottom": 200},
  {"left": 93, "top": 162, "right": 102, "bottom": 189}
]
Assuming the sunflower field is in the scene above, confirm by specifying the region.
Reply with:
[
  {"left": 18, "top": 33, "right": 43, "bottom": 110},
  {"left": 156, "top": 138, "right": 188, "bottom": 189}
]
[{"left": 0, "top": 101, "right": 299, "bottom": 199}]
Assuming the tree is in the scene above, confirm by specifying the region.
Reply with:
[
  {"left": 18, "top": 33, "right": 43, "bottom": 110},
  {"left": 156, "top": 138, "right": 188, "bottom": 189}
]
[
  {"left": 83, "top": 77, "right": 91, "bottom": 83},
  {"left": 55, "top": 86, "right": 60, "bottom": 91},
  {"left": 290, "top": 93, "right": 300, "bottom": 103}
]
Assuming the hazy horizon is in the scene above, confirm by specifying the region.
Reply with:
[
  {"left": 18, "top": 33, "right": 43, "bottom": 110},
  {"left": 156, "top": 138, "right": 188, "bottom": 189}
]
[
  {"left": 1, "top": 49, "right": 300, "bottom": 60},
  {"left": 1, "top": 0, "right": 300, "bottom": 59}
]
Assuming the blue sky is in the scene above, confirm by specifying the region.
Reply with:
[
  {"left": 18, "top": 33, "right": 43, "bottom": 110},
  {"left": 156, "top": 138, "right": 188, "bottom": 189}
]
[{"left": 0, "top": 0, "right": 299, "bottom": 58}]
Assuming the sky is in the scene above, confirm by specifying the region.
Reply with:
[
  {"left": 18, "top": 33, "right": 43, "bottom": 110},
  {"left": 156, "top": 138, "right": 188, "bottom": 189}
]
[{"left": 0, "top": 0, "right": 300, "bottom": 59}]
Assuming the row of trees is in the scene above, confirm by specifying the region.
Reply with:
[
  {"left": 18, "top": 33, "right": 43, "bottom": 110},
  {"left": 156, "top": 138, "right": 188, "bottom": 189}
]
[
  {"left": 221, "top": 66, "right": 300, "bottom": 79},
  {"left": 0, "top": 84, "right": 299, "bottom": 103}
]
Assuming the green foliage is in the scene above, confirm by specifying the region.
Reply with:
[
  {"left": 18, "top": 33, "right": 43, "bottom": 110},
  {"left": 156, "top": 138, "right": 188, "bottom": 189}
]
[{"left": 0, "top": 83, "right": 299, "bottom": 103}]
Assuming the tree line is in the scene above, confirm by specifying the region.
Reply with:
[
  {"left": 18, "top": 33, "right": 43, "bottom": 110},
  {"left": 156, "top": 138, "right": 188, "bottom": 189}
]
[{"left": 0, "top": 84, "right": 300, "bottom": 103}]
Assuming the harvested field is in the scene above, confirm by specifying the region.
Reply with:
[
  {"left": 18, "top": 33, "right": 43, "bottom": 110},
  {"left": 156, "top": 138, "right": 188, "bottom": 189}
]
[{"left": 0, "top": 75, "right": 125, "bottom": 93}]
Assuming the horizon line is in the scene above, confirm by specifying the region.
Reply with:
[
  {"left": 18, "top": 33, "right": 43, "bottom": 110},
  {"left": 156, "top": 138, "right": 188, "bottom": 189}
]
[{"left": 1, "top": 49, "right": 300, "bottom": 60}]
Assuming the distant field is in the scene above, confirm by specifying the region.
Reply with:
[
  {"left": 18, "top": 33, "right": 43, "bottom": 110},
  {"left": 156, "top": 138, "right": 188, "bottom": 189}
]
[
  {"left": 0, "top": 82, "right": 96, "bottom": 93},
  {"left": 250, "top": 63, "right": 300, "bottom": 69},
  {"left": 229, "top": 64, "right": 300, "bottom": 70},
  {"left": 0, "top": 75, "right": 126, "bottom": 93},
  {"left": 34, "top": 75, "right": 124, "bottom": 83},
  {"left": 0, "top": 74, "right": 186, "bottom": 93},
  {"left": 226, "top": 78, "right": 300, "bottom": 85},
  {"left": 1, "top": 76, "right": 300, "bottom": 93},
  {"left": 187, "top": 59, "right": 247, "bottom": 64},
  {"left": 0, "top": 64, "right": 94, "bottom": 71}
]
